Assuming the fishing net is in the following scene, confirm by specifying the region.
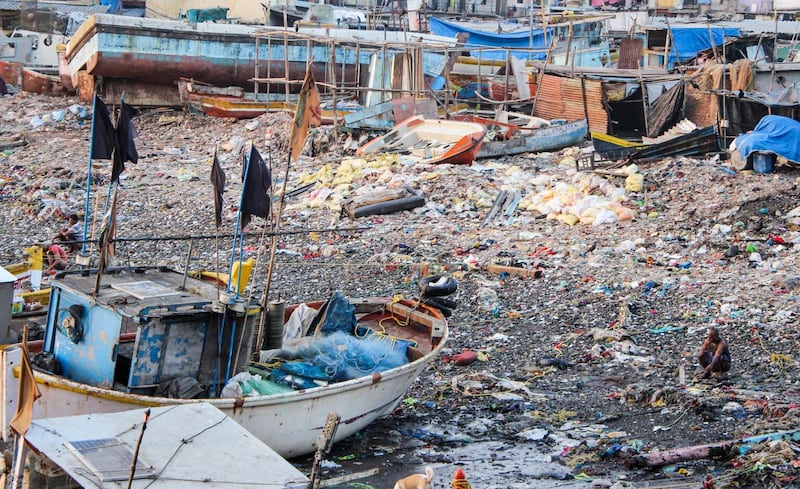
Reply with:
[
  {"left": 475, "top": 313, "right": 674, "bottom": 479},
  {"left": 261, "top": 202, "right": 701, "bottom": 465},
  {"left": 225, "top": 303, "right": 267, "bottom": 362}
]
[{"left": 271, "top": 330, "right": 410, "bottom": 388}]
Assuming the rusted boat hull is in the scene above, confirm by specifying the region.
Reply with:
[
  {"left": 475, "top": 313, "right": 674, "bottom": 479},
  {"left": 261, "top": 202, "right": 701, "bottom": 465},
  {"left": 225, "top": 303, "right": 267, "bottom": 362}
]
[{"left": 66, "top": 14, "right": 453, "bottom": 95}]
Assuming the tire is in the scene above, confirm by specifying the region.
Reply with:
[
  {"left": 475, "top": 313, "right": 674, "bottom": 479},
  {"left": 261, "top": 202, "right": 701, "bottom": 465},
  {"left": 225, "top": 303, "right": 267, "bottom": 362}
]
[{"left": 418, "top": 275, "right": 458, "bottom": 297}]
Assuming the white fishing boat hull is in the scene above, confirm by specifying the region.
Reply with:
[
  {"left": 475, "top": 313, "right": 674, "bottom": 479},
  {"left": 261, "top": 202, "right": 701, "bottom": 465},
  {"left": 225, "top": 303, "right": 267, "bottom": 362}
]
[{"left": 2, "top": 297, "right": 448, "bottom": 458}]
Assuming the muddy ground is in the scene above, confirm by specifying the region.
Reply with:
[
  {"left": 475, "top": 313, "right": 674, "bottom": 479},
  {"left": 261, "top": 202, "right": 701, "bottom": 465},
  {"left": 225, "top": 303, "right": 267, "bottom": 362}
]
[{"left": 1, "top": 92, "right": 799, "bottom": 488}]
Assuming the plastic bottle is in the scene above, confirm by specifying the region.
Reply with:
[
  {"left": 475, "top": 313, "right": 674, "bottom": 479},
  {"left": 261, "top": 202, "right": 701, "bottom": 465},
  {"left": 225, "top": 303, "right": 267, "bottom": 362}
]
[{"left": 476, "top": 287, "right": 501, "bottom": 316}]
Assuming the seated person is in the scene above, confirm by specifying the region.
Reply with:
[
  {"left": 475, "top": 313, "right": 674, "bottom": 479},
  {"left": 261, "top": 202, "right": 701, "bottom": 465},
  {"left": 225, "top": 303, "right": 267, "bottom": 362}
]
[
  {"left": 40, "top": 241, "right": 68, "bottom": 272},
  {"left": 697, "top": 327, "right": 731, "bottom": 379},
  {"left": 54, "top": 213, "right": 83, "bottom": 252}
]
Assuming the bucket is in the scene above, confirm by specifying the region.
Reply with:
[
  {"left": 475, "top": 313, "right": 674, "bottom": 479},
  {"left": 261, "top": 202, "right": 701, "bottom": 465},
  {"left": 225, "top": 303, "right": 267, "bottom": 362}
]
[{"left": 753, "top": 153, "right": 775, "bottom": 174}]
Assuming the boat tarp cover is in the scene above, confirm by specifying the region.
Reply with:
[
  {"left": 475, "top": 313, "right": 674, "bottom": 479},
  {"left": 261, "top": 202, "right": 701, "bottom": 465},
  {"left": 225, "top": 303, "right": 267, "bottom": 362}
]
[
  {"left": 646, "top": 81, "right": 685, "bottom": 138},
  {"left": 428, "top": 16, "right": 551, "bottom": 60},
  {"left": 318, "top": 291, "right": 358, "bottom": 334},
  {"left": 668, "top": 27, "right": 741, "bottom": 64},
  {"left": 733, "top": 115, "right": 800, "bottom": 162}
]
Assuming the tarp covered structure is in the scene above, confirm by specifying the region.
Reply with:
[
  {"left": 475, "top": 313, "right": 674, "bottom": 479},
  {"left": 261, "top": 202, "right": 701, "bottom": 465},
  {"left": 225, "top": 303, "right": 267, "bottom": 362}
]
[
  {"left": 646, "top": 81, "right": 685, "bottom": 138},
  {"left": 428, "top": 16, "right": 551, "bottom": 60},
  {"left": 733, "top": 115, "right": 800, "bottom": 164},
  {"left": 668, "top": 26, "right": 741, "bottom": 65}
]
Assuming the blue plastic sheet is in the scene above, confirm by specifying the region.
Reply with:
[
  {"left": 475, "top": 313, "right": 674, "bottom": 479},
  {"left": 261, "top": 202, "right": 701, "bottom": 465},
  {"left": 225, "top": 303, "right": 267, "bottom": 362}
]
[
  {"left": 668, "top": 27, "right": 740, "bottom": 65},
  {"left": 100, "top": 0, "right": 121, "bottom": 14},
  {"left": 428, "top": 16, "right": 550, "bottom": 61},
  {"left": 734, "top": 115, "right": 800, "bottom": 163},
  {"left": 318, "top": 291, "right": 358, "bottom": 334}
]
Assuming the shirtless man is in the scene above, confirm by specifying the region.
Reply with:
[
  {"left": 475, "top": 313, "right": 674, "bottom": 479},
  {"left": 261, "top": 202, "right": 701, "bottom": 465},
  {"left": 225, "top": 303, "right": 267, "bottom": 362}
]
[{"left": 697, "top": 327, "right": 731, "bottom": 379}]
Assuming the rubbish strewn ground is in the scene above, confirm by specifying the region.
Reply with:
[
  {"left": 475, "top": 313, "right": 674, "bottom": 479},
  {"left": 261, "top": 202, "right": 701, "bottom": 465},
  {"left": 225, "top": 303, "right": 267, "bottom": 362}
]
[{"left": 2, "top": 93, "right": 799, "bottom": 488}]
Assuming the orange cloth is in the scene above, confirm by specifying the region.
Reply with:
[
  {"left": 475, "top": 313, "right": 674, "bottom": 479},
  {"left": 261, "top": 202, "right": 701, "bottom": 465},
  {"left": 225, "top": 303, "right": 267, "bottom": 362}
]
[
  {"left": 9, "top": 343, "right": 41, "bottom": 435},
  {"left": 289, "top": 69, "right": 322, "bottom": 162}
]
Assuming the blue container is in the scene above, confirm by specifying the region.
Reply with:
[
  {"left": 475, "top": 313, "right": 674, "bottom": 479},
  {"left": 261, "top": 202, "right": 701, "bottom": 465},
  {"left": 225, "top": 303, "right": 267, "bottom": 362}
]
[{"left": 753, "top": 153, "right": 775, "bottom": 174}]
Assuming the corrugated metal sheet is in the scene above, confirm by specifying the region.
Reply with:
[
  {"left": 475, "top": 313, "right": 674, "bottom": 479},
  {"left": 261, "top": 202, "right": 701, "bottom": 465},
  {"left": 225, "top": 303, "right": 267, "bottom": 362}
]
[
  {"left": 533, "top": 73, "right": 608, "bottom": 134},
  {"left": 736, "top": 0, "right": 773, "bottom": 14},
  {"left": 619, "top": 38, "right": 644, "bottom": 70}
]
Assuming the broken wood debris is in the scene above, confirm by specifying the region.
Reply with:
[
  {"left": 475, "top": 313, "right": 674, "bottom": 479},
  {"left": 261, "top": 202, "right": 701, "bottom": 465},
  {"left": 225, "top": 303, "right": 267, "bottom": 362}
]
[
  {"left": 482, "top": 188, "right": 521, "bottom": 227},
  {"left": 486, "top": 263, "right": 543, "bottom": 278}
]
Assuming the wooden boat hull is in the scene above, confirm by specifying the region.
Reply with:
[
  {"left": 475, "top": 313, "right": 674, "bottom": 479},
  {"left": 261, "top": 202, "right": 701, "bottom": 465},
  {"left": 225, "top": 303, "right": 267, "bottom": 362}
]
[
  {"left": 66, "top": 14, "right": 453, "bottom": 93},
  {"left": 184, "top": 89, "right": 351, "bottom": 123},
  {"left": 358, "top": 115, "right": 487, "bottom": 165},
  {"left": 2, "top": 297, "right": 447, "bottom": 458},
  {"left": 472, "top": 119, "right": 588, "bottom": 158}
]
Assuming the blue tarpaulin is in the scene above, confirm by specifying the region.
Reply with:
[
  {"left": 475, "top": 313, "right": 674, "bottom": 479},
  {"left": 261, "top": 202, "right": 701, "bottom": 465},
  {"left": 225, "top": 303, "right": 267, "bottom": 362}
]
[
  {"left": 100, "top": 0, "right": 121, "bottom": 14},
  {"left": 428, "top": 16, "right": 551, "bottom": 61},
  {"left": 734, "top": 115, "right": 800, "bottom": 163},
  {"left": 668, "top": 27, "right": 740, "bottom": 65}
]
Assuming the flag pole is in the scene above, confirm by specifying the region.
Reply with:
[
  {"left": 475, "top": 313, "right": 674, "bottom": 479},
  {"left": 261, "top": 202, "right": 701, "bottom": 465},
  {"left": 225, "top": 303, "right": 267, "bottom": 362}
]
[
  {"left": 227, "top": 144, "right": 252, "bottom": 296},
  {"left": 81, "top": 91, "right": 99, "bottom": 254},
  {"left": 214, "top": 144, "right": 252, "bottom": 394},
  {"left": 254, "top": 64, "right": 319, "bottom": 354},
  {"left": 213, "top": 147, "right": 222, "bottom": 302}
]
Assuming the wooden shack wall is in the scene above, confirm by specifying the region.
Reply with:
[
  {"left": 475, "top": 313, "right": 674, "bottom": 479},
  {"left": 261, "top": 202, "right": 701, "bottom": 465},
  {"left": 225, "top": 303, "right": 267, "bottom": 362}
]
[{"left": 533, "top": 73, "right": 609, "bottom": 134}]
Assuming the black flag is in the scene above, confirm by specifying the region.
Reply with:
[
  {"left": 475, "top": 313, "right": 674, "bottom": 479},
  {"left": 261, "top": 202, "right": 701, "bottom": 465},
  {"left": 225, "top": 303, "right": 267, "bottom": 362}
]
[
  {"left": 111, "top": 101, "right": 139, "bottom": 183},
  {"left": 89, "top": 95, "right": 138, "bottom": 183},
  {"left": 240, "top": 145, "right": 271, "bottom": 229},
  {"left": 210, "top": 152, "right": 226, "bottom": 228},
  {"left": 90, "top": 95, "right": 115, "bottom": 161}
]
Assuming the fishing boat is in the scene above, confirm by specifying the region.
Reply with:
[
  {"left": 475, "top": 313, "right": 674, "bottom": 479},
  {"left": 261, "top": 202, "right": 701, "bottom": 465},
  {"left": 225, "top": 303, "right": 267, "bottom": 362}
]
[
  {"left": 1, "top": 266, "right": 449, "bottom": 458},
  {"left": 2, "top": 89, "right": 449, "bottom": 459},
  {"left": 178, "top": 79, "right": 354, "bottom": 122},
  {"left": 2, "top": 245, "right": 51, "bottom": 319},
  {"left": 458, "top": 116, "right": 588, "bottom": 158},
  {"left": 64, "top": 14, "right": 456, "bottom": 105},
  {"left": 23, "top": 403, "right": 308, "bottom": 489},
  {"left": 357, "top": 115, "right": 487, "bottom": 165}
]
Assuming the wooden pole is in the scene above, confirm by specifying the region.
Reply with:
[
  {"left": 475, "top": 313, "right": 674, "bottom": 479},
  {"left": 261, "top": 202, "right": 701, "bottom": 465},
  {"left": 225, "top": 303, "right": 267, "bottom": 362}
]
[
  {"left": 256, "top": 151, "right": 292, "bottom": 354},
  {"left": 125, "top": 408, "right": 150, "bottom": 489},
  {"left": 10, "top": 326, "right": 29, "bottom": 489}
]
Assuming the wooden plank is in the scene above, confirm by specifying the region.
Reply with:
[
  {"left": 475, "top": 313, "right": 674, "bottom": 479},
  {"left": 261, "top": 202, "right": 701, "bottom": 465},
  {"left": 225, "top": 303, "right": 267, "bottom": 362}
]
[
  {"left": 486, "top": 264, "right": 543, "bottom": 278},
  {"left": 319, "top": 468, "right": 380, "bottom": 487},
  {"left": 343, "top": 99, "right": 393, "bottom": 124}
]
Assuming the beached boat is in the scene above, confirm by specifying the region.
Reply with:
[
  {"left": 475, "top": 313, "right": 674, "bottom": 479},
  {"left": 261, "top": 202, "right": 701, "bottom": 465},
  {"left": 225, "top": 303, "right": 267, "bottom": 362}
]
[
  {"left": 1, "top": 245, "right": 51, "bottom": 321},
  {"left": 358, "top": 115, "right": 487, "bottom": 165},
  {"left": 23, "top": 403, "right": 308, "bottom": 489},
  {"left": 178, "top": 79, "right": 356, "bottom": 122},
  {"left": 1, "top": 266, "right": 448, "bottom": 458},
  {"left": 64, "top": 13, "right": 456, "bottom": 105},
  {"left": 459, "top": 116, "right": 588, "bottom": 158}
]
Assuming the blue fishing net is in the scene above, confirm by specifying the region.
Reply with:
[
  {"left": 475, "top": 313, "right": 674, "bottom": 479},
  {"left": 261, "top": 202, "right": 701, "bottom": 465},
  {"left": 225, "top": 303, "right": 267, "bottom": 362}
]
[{"left": 272, "top": 330, "right": 410, "bottom": 388}]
